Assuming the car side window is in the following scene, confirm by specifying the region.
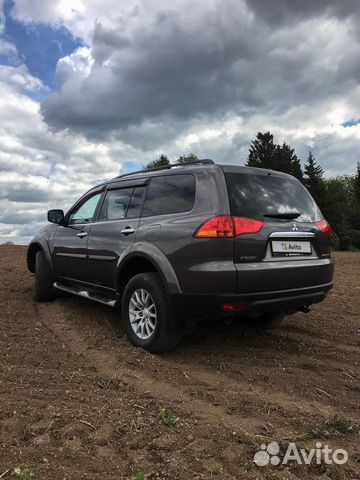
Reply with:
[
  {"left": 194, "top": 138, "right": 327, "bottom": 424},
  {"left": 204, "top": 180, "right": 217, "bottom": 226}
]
[
  {"left": 69, "top": 193, "right": 102, "bottom": 224},
  {"left": 98, "top": 188, "right": 133, "bottom": 221},
  {"left": 142, "top": 175, "right": 195, "bottom": 217}
]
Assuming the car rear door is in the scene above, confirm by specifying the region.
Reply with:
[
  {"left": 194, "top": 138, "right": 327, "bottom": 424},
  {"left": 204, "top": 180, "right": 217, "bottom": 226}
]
[
  {"left": 86, "top": 179, "right": 148, "bottom": 290},
  {"left": 223, "top": 169, "right": 333, "bottom": 293}
]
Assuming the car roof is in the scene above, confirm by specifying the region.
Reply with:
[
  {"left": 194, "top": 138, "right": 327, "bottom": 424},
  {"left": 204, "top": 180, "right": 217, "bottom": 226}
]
[
  {"left": 92, "top": 161, "right": 294, "bottom": 191},
  {"left": 94, "top": 160, "right": 217, "bottom": 189},
  {"left": 220, "top": 164, "right": 294, "bottom": 178}
]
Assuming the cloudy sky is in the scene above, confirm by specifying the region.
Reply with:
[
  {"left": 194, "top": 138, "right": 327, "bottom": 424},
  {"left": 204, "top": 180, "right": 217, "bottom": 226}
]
[{"left": 0, "top": 0, "right": 359, "bottom": 244}]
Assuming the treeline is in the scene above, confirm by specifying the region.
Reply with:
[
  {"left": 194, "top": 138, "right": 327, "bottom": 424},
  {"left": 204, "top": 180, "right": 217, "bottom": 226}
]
[
  {"left": 246, "top": 132, "right": 360, "bottom": 251},
  {"left": 147, "top": 132, "right": 360, "bottom": 250},
  {"left": 145, "top": 153, "right": 199, "bottom": 170}
]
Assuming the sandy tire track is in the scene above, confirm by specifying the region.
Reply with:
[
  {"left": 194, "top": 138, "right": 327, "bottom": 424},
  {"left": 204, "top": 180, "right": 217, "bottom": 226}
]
[{"left": 35, "top": 301, "right": 272, "bottom": 447}]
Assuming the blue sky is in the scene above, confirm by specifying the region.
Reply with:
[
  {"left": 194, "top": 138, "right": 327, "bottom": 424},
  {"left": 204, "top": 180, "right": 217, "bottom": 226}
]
[
  {"left": 342, "top": 119, "right": 360, "bottom": 128},
  {"left": 1, "top": 0, "right": 81, "bottom": 90}
]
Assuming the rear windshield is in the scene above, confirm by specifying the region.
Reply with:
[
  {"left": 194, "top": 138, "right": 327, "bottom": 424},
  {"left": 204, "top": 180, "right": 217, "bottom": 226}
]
[{"left": 225, "top": 173, "right": 322, "bottom": 223}]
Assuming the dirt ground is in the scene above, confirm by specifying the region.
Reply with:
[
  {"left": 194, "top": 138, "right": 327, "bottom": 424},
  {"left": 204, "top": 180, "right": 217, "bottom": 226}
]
[{"left": 0, "top": 247, "right": 358, "bottom": 480}]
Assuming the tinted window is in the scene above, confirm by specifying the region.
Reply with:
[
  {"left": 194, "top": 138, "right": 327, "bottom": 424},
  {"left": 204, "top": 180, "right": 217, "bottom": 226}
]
[
  {"left": 99, "top": 188, "right": 133, "bottom": 221},
  {"left": 225, "top": 173, "right": 322, "bottom": 222},
  {"left": 142, "top": 175, "right": 195, "bottom": 217},
  {"left": 69, "top": 193, "right": 102, "bottom": 224},
  {"left": 127, "top": 186, "right": 146, "bottom": 218}
]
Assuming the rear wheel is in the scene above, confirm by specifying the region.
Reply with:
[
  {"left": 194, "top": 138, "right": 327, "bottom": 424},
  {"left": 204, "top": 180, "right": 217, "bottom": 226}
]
[
  {"left": 122, "top": 273, "right": 182, "bottom": 353},
  {"left": 255, "top": 312, "right": 285, "bottom": 330},
  {"left": 34, "top": 250, "right": 55, "bottom": 302}
]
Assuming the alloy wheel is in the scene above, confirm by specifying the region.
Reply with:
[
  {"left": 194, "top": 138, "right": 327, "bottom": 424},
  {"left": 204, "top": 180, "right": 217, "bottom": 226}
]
[{"left": 129, "top": 288, "right": 157, "bottom": 340}]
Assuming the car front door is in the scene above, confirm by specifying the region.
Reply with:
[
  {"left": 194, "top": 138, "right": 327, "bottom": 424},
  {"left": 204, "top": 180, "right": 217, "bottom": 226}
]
[
  {"left": 52, "top": 190, "right": 104, "bottom": 284},
  {"left": 86, "top": 182, "right": 147, "bottom": 290}
]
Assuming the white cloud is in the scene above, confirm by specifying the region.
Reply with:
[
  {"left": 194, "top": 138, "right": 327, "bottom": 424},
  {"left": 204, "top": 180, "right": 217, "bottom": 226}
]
[
  {"left": 55, "top": 46, "right": 93, "bottom": 85},
  {"left": 10, "top": 0, "right": 133, "bottom": 41},
  {"left": 0, "top": 63, "right": 150, "bottom": 243},
  {"left": 0, "top": 63, "right": 46, "bottom": 92},
  {"left": 0, "top": 0, "right": 359, "bottom": 244},
  {"left": 0, "top": 37, "right": 17, "bottom": 56}
]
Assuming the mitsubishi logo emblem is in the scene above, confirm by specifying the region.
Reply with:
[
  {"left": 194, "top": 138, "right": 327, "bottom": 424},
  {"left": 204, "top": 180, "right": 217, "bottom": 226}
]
[{"left": 292, "top": 223, "right": 298, "bottom": 231}]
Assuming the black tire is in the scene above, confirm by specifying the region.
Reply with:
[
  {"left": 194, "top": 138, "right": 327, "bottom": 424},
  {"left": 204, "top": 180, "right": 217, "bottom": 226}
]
[
  {"left": 122, "top": 272, "right": 182, "bottom": 353},
  {"left": 34, "top": 250, "right": 55, "bottom": 302},
  {"left": 255, "top": 312, "right": 285, "bottom": 330}
]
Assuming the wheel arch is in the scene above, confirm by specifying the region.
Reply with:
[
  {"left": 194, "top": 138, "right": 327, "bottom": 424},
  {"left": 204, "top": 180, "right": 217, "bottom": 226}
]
[
  {"left": 27, "top": 241, "right": 54, "bottom": 275},
  {"left": 27, "top": 242, "right": 43, "bottom": 273},
  {"left": 116, "top": 248, "right": 181, "bottom": 298}
]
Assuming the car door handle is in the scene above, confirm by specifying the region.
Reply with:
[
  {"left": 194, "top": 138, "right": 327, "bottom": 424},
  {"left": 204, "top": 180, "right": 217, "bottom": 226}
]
[
  {"left": 77, "top": 231, "right": 88, "bottom": 238},
  {"left": 121, "top": 226, "right": 135, "bottom": 235}
]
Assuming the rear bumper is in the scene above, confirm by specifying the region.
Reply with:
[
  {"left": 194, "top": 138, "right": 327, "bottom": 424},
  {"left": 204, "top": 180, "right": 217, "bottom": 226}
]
[
  {"left": 235, "top": 257, "right": 334, "bottom": 293},
  {"left": 170, "top": 282, "right": 333, "bottom": 319}
]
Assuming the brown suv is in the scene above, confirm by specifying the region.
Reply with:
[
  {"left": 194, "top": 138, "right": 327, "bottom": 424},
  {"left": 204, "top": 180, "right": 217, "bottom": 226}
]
[{"left": 27, "top": 160, "right": 334, "bottom": 352}]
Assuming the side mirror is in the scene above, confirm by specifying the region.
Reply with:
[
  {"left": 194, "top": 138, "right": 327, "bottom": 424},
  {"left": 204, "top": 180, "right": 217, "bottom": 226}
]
[{"left": 47, "top": 209, "right": 65, "bottom": 225}]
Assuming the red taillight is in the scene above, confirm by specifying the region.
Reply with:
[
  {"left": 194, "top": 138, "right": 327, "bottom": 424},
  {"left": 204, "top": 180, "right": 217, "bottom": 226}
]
[
  {"left": 316, "top": 220, "right": 331, "bottom": 235},
  {"left": 194, "top": 215, "right": 264, "bottom": 238},
  {"left": 222, "top": 301, "right": 248, "bottom": 312},
  {"left": 194, "top": 215, "right": 235, "bottom": 238},
  {"left": 233, "top": 217, "right": 264, "bottom": 236}
]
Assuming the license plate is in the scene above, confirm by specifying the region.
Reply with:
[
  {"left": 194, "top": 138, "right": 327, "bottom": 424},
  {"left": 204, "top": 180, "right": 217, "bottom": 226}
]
[{"left": 271, "top": 240, "right": 312, "bottom": 256}]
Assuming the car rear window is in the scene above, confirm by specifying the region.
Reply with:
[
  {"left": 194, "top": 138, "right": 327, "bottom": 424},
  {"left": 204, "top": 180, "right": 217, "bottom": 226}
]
[
  {"left": 225, "top": 173, "right": 323, "bottom": 223},
  {"left": 142, "top": 174, "right": 195, "bottom": 217},
  {"left": 99, "top": 188, "right": 133, "bottom": 221}
]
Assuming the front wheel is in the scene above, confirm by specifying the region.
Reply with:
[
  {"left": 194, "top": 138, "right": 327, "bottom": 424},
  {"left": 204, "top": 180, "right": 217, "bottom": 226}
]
[
  {"left": 122, "top": 273, "right": 182, "bottom": 353},
  {"left": 34, "top": 250, "right": 55, "bottom": 302}
]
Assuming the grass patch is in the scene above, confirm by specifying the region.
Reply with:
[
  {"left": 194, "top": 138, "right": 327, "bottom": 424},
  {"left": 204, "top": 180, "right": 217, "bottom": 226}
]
[
  {"left": 23, "top": 424, "right": 34, "bottom": 436},
  {"left": 211, "top": 463, "right": 223, "bottom": 475},
  {"left": 244, "top": 462, "right": 253, "bottom": 471},
  {"left": 134, "top": 474, "right": 145, "bottom": 480},
  {"left": 4, "top": 365, "right": 15, "bottom": 380},
  {"left": 160, "top": 407, "right": 179, "bottom": 427},
  {"left": 307, "top": 414, "right": 355, "bottom": 439},
  {"left": 14, "top": 467, "right": 36, "bottom": 480},
  {"left": 20, "top": 424, "right": 35, "bottom": 442}
]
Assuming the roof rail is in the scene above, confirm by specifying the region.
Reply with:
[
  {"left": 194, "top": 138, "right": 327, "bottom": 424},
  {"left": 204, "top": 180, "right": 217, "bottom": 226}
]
[{"left": 116, "top": 159, "right": 215, "bottom": 179}]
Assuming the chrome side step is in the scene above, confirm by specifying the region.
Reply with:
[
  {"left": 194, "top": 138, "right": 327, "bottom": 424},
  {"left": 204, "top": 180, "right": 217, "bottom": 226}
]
[{"left": 53, "top": 282, "right": 117, "bottom": 308}]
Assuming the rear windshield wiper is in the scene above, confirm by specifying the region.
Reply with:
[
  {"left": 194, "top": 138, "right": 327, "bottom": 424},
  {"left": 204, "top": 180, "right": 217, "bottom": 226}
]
[{"left": 263, "top": 212, "right": 301, "bottom": 219}]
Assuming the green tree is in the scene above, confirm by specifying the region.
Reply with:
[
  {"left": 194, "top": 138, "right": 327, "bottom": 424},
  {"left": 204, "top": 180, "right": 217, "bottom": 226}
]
[
  {"left": 303, "top": 151, "right": 328, "bottom": 212},
  {"left": 353, "top": 163, "right": 360, "bottom": 233},
  {"left": 145, "top": 154, "right": 170, "bottom": 170},
  {"left": 325, "top": 175, "right": 360, "bottom": 250},
  {"left": 274, "top": 143, "right": 303, "bottom": 181},
  {"left": 354, "top": 162, "right": 360, "bottom": 203},
  {"left": 246, "top": 133, "right": 303, "bottom": 180},
  {"left": 246, "top": 132, "right": 277, "bottom": 169},
  {"left": 246, "top": 133, "right": 360, "bottom": 250},
  {"left": 176, "top": 153, "right": 199, "bottom": 164}
]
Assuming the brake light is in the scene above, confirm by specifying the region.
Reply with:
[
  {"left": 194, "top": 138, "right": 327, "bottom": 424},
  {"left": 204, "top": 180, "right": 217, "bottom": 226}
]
[
  {"left": 316, "top": 220, "right": 331, "bottom": 235},
  {"left": 194, "top": 215, "right": 234, "bottom": 238},
  {"left": 233, "top": 217, "right": 264, "bottom": 236},
  {"left": 194, "top": 216, "right": 264, "bottom": 238},
  {"left": 222, "top": 301, "right": 248, "bottom": 312}
]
